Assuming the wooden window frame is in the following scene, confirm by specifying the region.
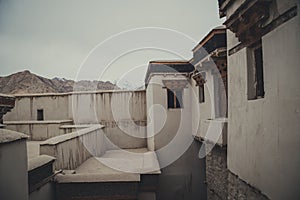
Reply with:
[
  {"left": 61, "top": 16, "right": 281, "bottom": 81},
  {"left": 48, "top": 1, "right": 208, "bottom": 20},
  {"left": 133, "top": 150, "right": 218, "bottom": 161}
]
[
  {"left": 199, "top": 84, "right": 205, "bottom": 103},
  {"left": 247, "top": 40, "right": 265, "bottom": 100},
  {"left": 167, "top": 89, "right": 183, "bottom": 109}
]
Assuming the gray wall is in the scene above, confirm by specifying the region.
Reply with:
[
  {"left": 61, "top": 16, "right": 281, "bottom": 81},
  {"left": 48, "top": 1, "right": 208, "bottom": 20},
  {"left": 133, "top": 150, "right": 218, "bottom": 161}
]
[
  {"left": 0, "top": 138, "right": 28, "bottom": 200},
  {"left": 29, "top": 183, "right": 55, "bottom": 200}
]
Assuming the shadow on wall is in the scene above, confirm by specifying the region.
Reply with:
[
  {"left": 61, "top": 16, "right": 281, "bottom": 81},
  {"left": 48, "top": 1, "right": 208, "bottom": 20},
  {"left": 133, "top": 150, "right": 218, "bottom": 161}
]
[{"left": 156, "top": 140, "right": 207, "bottom": 200}]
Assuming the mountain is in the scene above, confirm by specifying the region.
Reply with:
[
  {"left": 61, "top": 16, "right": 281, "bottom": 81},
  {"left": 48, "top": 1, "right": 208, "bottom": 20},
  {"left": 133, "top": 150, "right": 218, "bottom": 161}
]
[{"left": 0, "top": 70, "right": 118, "bottom": 94}]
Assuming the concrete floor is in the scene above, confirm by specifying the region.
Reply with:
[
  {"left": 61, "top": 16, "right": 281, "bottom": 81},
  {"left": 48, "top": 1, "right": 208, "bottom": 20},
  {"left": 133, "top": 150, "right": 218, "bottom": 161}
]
[
  {"left": 76, "top": 148, "right": 161, "bottom": 175},
  {"left": 55, "top": 148, "right": 161, "bottom": 183}
]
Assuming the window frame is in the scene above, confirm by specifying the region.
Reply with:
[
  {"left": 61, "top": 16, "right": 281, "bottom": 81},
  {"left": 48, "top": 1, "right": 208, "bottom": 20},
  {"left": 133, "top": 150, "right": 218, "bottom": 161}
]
[
  {"left": 247, "top": 40, "right": 265, "bottom": 100},
  {"left": 167, "top": 88, "right": 184, "bottom": 109}
]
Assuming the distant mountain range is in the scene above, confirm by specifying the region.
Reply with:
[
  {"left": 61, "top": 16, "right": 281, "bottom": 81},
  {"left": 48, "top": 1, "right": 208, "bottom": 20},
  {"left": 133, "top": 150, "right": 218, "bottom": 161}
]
[{"left": 0, "top": 70, "right": 118, "bottom": 94}]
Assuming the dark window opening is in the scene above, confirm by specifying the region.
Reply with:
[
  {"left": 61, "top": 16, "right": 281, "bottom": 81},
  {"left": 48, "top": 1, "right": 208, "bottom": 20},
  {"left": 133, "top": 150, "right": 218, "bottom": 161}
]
[
  {"left": 254, "top": 45, "right": 264, "bottom": 98},
  {"left": 167, "top": 89, "right": 183, "bottom": 109},
  {"left": 37, "top": 109, "right": 44, "bottom": 121},
  {"left": 199, "top": 84, "right": 205, "bottom": 103},
  {"left": 247, "top": 40, "right": 265, "bottom": 100}
]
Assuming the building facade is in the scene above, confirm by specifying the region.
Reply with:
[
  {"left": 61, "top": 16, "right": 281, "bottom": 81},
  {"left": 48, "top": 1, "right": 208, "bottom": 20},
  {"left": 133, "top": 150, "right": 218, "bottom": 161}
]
[{"left": 217, "top": 0, "right": 300, "bottom": 199}]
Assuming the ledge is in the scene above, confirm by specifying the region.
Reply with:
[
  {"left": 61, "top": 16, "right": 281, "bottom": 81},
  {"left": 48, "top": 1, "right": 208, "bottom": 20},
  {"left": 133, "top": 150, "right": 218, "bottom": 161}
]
[
  {"left": 41, "top": 125, "right": 104, "bottom": 146},
  {"left": 59, "top": 124, "right": 97, "bottom": 129},
  {"left": 4, "top": 120, "right": 73, "bottom": 125},
  {"left": 0, "top": 93, "right": 15, "bottom": 98},
  {"left": 204, "top": 118, "right": 228, "bottom": 123},
  {"left": 13, "top": 90, "right": 146, "bottom": 98},
  {"left": 55, "top": 173, "right": 140, "bottom": 183}
]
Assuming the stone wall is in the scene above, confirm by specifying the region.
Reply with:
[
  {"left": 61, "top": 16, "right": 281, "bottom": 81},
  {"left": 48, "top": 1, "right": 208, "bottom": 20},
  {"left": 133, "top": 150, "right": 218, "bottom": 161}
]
[
  {"left": 206, "top": 145, "right": 228, "bottom": 200},
  {"left": 205, "top": 144, "right": 269, "bottom": 200}
]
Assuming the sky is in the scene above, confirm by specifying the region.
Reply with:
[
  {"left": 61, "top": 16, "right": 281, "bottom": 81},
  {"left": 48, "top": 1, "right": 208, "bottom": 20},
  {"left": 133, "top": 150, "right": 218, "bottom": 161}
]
[{"left": 0, "top": 0, "right": 224, "bottom": 88}]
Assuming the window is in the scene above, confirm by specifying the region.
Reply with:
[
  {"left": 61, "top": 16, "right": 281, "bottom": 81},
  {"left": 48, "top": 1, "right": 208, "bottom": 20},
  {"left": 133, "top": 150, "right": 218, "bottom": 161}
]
[
  {"left": 199, "top": 84, "right": 205, "bottom": 103},
  {"left": 193, "top": 72, "right": 206, "bottom": 103},
  {"left": 37, "top": 109, "right": 44, "bottom": 121},
  {"left": 247, "top": 41, "right": 265, "bottom": 100},
  {"left": 167, "top": 89, "right": 183, "bottom": 109}
]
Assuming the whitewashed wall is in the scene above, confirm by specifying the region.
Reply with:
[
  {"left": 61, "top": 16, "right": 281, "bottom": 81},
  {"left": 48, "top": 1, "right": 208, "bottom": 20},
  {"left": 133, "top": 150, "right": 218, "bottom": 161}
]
[
  {"left": 226, "top": 3, "right": 300, "bottom": 199},
  {"left": 190, "top": 70, "right": 227, "bottom": 146},
  {"left": 4, "top": 91, "right": 147, "bottom": 149},
  {"left": 40, "top": 126, "right": 106, "bottom": 170},
  {"left": 71, "top": 91, "right": 147, "bottom": 149},
  {"left": 4, "top": 94, "right": 70, "bottom": 121},
  {"left": 146, "top": 74, "right": 195, "bottom": 168}
]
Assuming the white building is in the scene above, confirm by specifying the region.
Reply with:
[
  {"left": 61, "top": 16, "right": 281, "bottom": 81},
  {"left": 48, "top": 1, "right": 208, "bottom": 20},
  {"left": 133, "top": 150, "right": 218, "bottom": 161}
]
[{"left": 217, "top": 0, "right": 300, "bottom": 199}]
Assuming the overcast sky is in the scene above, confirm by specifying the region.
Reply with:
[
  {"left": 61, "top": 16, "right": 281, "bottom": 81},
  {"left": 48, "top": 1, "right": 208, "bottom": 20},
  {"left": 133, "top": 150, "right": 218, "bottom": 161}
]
[{"left": 0, "top": 0, "right": 224, "bottom": 87}]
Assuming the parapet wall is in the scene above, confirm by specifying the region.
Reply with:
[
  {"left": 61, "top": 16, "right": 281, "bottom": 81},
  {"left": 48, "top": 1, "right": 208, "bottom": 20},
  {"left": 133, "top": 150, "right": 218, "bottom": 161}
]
[
  {"left": 5, "top": 120, "right": 73, "bottom": 141},
  {"left": 40, "top": 125, "right": 106, "bottom": 170},
  {"left": 4, "top": 90, "right": 147, "bottom": 148},
  {"left": 4, "top": 90, "right": 146, "bottom": 123}
]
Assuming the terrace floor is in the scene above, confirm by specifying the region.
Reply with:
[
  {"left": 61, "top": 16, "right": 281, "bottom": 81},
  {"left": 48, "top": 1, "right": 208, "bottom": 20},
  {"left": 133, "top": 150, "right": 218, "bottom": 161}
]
[
  {"left": 55, "top": 148, "right": 161, "bottom": 183},
  {"left": 77, "top": 148, "right": 161, "bottom": 174}
]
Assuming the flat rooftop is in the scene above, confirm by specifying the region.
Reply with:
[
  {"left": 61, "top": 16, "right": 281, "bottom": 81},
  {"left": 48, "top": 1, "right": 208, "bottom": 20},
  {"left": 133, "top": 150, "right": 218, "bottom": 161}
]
[{"left": 56, "top": 148, "right": 161, "bottom": 183}]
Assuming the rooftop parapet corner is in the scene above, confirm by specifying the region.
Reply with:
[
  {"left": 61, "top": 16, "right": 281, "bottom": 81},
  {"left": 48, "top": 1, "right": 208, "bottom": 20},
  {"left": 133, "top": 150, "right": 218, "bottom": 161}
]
[
  {"left": 28, "top": 155, "right": 56, "bottom": 172},
  {"left": 0, "top": 129, "right": 28, "bottom": 144}
]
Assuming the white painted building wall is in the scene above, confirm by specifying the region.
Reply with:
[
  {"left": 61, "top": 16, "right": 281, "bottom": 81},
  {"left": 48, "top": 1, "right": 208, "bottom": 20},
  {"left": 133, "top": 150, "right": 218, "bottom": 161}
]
[
  {"left": 190, "top": 70, "right": 227, "bottom": 147},
  {"left": 4, "top": 94, "right": 70, "bottom": 121},
  {"left": 4, "top": 91, "right": 147, "bottom": 148},
  {"left": 226, "top": 2, "right": 300, "bottom": 199},
  {"left": 191, "top": 71, "right": 214, "bottom": 138},
  {"left": 71, "top": 91, "right": 147, "bottom": 149},
  {"left": 146, "top": 74, "right": 195, "bottom": 167}
]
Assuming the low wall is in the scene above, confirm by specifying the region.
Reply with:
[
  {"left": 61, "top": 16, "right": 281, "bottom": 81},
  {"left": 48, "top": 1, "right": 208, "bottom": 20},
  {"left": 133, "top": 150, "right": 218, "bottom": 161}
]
[
  {"left": 4, "top": 91, "right": 148, "bottom": 149},
  {"left": 40, "top": 125, "right": 106, "bottom": 170},
  {"left": 4, "top": 120, "right": 73, "bottom": 141},
  {"left": 28, "top": 155, "right": 56, "bottom": 200},
  {"left": 59, "top": 124, "right": 93, "bottom": 135},
  {"left": 102, "top": 120, "right": 147, "bottom": 149},
  {"left": 71, "top": 91, "right": 147, "bottom": 149}
]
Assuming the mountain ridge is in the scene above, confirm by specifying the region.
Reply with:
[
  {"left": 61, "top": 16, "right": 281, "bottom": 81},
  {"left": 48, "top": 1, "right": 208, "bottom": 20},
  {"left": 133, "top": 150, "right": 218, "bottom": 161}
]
[{"left": 0, "top": 70, "right": 118, "bottom": 94}]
